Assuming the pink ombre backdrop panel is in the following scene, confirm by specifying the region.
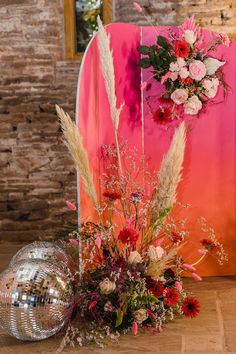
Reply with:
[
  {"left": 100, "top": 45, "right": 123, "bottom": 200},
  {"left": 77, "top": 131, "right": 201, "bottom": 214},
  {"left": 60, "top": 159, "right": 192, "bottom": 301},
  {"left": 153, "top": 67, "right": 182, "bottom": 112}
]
[{"left": 77, "top": 23, "right": 236, "bottom": 276}]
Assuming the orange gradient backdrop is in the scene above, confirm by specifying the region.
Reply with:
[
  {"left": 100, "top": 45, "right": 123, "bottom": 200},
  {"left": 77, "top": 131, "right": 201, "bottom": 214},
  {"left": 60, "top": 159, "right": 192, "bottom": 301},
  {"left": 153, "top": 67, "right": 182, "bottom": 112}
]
[{"left": 77, "top": 23, "right": 236, "bottom": 276}]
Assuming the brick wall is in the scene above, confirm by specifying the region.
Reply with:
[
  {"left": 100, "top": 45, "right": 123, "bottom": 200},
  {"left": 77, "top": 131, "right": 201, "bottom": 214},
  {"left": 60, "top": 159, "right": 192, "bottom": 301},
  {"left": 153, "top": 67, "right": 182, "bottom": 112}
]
[{"left": 0, "top": 0, "right": 235, "bottom": 241}]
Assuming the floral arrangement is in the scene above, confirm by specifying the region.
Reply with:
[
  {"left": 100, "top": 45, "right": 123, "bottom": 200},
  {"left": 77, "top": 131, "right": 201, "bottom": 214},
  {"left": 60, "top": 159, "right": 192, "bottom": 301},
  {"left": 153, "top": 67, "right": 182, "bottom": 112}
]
[
  {"left": 55, "top": 17, "right": 227, "bottom": 350},
  {"left": 137, "top": 9, "right": 230, "bottom": 122}
]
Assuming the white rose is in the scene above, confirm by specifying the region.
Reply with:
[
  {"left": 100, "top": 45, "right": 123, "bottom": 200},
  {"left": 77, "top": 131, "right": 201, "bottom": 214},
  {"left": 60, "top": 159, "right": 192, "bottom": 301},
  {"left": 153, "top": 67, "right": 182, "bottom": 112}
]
[
  {"left": 147, "top": 245, "right": 165, "bottom": 261},
  {"left": 204, "top": 58, "right": 225, "bottom": 75},
  {"left": 177, "top": 57, "right": 186, "bottom": 68},
  {"left": 170, "top": 71, "right": 178, "bottom": 81},
  {"left": 212, "top": 78, "right": 219, "bottom": 88},
  {"left": 134, "top": 309, "right": 148, "bottom": 324},
  {"left": 202, "top": 78, "right": 212, "bottom": 91},
  {"left": 179, "top": 67, "right": 189, "bottom": 79},
  {"left": 128, "top": 251, "right": 142, "bottom": 265},
  {"left": 171, "top": 88, "right": 188, "bottom": 105},
  {"left": 205, "top": 88, "right": 218, "bottom": 98},
  {"left": 184, "top": 29, "right": 197, "bottom": 44},
  {"left": 170, "top": 62, "right": 179, "bottom": 72},
  {"left": 184, "top": 95, "right": 202, "bottom": 115},
  {"left": 202, "top": 78, "right": 219, "bottom": 98},
  {"left": 99, "top": 278, "right": 116, "bottom": 294}
]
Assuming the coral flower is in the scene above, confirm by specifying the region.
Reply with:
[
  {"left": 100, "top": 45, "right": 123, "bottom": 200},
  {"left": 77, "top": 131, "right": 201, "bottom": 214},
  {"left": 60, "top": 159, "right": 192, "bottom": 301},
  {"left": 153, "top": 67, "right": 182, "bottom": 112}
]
[
  {"left": 118, "top": 227, "right": 139, "bottom": 246},
  {"left": 153, "top": 106, "right": 172, "bottom": 124},
  {"left": 103, "top": 190, "right": 121, "bottom": 201},
  {"left": 175, "top": 40, "right": 190, "bottom": 58},
  {"left": 182, "top": 297, "right": 200, "bottom": 318},
  {"left": 164, "top": 288, "right": 179, "bottom": 306}
]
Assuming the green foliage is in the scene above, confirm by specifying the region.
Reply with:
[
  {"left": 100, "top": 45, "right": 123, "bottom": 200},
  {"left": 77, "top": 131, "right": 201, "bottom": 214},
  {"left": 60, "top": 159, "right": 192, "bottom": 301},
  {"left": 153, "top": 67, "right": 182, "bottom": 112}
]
[
  {"left": 138, "top": 35, "right": 175, "bottom": 82},
  {"left": 138, "top": 58, "right": 151, "bottom": 68},
  {"left": 115, "top": 308, "right": 123, "bottom": 327},
  {"left": 138, "top": 45, "right": 150, "bottom": 55}
]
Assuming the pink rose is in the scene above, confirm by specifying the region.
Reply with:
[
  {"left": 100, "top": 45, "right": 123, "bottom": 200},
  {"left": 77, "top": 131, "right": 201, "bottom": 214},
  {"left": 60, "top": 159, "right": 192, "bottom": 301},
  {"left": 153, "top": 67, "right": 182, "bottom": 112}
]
[
  {"left": 189, "top": 60, "right": 206, "bottom": 81},
  {"left": 184, "top": 95, "right": 202, "bottom": 115},
  {"left": 171, "top": 88, "right": 188, "bottom": 105}
]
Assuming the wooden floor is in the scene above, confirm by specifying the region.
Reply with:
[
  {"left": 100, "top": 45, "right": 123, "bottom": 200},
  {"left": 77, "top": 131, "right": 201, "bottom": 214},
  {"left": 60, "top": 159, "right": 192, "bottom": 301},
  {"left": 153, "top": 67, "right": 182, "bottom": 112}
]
[{"left": 0, "top": 242, "right": 235, "bottom": 354}]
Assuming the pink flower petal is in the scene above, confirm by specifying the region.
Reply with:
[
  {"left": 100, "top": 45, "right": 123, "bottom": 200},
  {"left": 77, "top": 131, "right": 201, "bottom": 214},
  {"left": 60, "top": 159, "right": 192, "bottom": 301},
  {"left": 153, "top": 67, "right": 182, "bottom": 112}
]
[
  {"left": 66, "top": 200, "right": 77, "bottom": 211},
  {"left": 140, "top": 81, "right": 148, "bottom": 91},
  {"left": 69, "top": 239, "right": 79, "bottom": 247},
  {"left": 133, "top": 2, "right": 142, "bottom": 13},
  {"left": 198, "top": 248, "right": 207, "bottom": 254},
  {"left": 132, "top": 321, "right": 138, "bottom": 336},
  {"left": 161, "top": 71, "right": 171, "bottom": 85},
  {"left": 147, "top": 309, "right": 157, "bottom": 319},
  {"left": 95, "top": 234, "right": 102, "bottom": 249},
  {"left": 89, "top": 300, "right": 97, "bottom": 311},
  {"left": 175, "top": 281, "right": 183, "bottom": 291},
  {"left": 182, "top": 263, "right": 196, "bottom": 272},
  {"left": 192, "top": 273, "right": 202, "bottom": 281}
]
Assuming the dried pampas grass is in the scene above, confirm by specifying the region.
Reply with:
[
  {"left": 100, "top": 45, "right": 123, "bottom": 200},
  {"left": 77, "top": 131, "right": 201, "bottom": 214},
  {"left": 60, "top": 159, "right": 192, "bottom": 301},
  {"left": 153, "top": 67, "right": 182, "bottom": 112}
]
[
  {"left": 97, "top": 16, "right": 123, "bottom": 175},
  {"left": 154, "top": 122, "right": 186, "bottom": 216},
  {"left": 146, "top": 247, "right": 178, "bottom": 279},
  {"left": 56, "top": 105, "right": 98, "bottom": 207}
]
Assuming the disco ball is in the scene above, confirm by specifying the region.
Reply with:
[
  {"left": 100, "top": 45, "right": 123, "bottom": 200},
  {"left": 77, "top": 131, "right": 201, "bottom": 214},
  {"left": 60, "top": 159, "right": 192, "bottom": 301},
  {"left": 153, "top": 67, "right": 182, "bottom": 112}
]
[
  {"left": 10, "top": 242, "right": 72, "bottom": 270},
  {"left": 0, "top": 259, "right": 74, "bottom": 341}
]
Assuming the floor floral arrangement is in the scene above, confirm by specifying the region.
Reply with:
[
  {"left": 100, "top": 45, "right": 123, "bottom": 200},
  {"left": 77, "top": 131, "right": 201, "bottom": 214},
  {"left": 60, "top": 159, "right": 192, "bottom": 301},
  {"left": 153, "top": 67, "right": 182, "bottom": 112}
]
[{"left": 54, "top": 17, "right": 227, "bottom": 349}]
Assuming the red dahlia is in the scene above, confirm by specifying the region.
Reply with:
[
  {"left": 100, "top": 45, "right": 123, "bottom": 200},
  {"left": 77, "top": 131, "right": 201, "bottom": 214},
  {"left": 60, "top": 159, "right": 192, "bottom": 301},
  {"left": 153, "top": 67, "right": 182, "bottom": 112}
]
[
  {"left": 103, "top": 190, "right": 121, "bottom": 201},
  {"left": 174, "top": 40, "right": 190, "bottom": 58},
  {"left": 153, "top": 106, "right": 172, "bottom": 124},
  {"left": 118, "top": 227, "right": 139, "bottom": 246},
  {"left": 164, "top": 288, "right": 179, "bottom": 306},
  {"left": 149, "top": 282, "right": 165, "bottom": 297},
  {"left": 182, "top": 297, "right": 200, "bottom": 318},
  {"left": 200, "top": 238, "right": 216, "bottom": 251}
]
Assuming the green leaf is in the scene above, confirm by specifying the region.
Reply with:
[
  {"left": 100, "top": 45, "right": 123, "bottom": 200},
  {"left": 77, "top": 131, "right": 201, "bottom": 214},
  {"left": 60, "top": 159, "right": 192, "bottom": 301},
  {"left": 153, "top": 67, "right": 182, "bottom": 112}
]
[
  {"left": 115, "top": 309, "right": 123, "bottom": 328},
  {"left": 138, "top": 45, "right": 150, "bottom": 54},
  {"left": 138, "top": 58, "right": 151, "bottom": 68},
  {"left": 157, "top": 36, "right": 172, "bottom": 50}
]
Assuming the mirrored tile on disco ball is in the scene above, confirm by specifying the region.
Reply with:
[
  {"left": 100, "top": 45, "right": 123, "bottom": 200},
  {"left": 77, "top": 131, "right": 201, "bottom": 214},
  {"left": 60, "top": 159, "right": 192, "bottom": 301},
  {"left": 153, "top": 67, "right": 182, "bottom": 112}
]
[
  {"left": 0, "top": 259, "right": 74, "bottom": 341},
  {"left": 9, "top": 241, "right": 72, "bottom": 271}
]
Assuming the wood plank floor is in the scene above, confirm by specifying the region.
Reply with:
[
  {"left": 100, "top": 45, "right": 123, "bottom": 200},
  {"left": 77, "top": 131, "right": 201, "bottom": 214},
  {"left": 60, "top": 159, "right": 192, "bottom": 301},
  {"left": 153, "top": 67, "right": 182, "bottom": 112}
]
[{"left": 0, "top": 242, "right": 235, "bottom": 354}]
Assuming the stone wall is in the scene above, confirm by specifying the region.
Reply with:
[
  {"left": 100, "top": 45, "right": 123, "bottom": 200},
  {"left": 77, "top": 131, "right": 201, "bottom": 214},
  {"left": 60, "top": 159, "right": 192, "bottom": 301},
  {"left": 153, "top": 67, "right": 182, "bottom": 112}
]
[{"left": 0, "top": 0, "right": 235, "bottom": 241}]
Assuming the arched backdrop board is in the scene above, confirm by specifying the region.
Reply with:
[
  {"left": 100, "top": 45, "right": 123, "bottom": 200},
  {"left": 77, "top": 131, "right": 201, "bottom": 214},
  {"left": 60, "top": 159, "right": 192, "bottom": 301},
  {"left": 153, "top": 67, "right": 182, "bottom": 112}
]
[{"left": 76, "top": 23, "right": 236, "bottom": 276}]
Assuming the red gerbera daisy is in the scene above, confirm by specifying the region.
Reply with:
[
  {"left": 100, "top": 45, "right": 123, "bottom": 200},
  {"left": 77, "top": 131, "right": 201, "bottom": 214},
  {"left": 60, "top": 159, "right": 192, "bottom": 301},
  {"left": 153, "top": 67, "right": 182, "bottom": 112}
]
[
  {"left": 174, "top": 40, "right": 190, "bottom": 58},
  {"left": 182, "top": 297, "right": 200, "bottom": 318},
  {"left": 200, "top": 238, "right": 216, "bottom": 251},
  {"left": 164, "top": 288, "right": 179, "bottom": 306},
  {"left": 103, "top": 190, "right": 121, "bottom": 201},
  {"left": 153, "top": 106, "right": 172, "bottom": 124},
  {"left": 118, "top": 227, "right": 139, "bottom": 246}
]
